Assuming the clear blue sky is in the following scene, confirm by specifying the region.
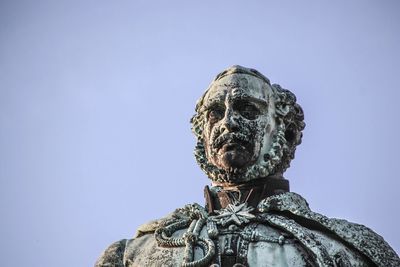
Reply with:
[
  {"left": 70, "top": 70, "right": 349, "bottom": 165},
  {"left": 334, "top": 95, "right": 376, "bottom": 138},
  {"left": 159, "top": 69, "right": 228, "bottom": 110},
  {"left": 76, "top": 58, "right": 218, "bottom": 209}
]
[{"left": 1, "top": 1, "right": 399, "bottom": 266}]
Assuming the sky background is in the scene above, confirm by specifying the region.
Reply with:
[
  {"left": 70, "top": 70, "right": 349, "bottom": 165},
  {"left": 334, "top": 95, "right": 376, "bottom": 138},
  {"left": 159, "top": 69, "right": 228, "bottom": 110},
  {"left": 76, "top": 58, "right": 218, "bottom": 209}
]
[{"left": 1, "top": 1, "right": 399, "bottom": 266}]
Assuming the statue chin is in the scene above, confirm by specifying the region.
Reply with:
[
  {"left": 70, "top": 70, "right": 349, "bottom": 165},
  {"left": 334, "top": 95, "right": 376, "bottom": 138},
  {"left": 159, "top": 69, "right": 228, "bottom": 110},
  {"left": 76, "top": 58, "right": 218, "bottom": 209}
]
[{"left": 216, "top": 147, "right": 254, "bottom": 172}]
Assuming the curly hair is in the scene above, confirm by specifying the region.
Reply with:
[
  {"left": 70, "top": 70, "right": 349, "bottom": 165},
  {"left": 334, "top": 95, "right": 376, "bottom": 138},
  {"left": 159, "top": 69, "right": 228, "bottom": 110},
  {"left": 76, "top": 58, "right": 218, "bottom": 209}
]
[{"left": 191, "top": 66, "right": 305, "bottom": 182}]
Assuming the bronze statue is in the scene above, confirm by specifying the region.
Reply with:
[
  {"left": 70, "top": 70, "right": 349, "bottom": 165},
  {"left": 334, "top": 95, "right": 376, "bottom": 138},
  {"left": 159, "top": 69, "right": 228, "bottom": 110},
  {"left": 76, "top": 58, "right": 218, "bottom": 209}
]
[{"left": 95, "top": 66, "right": 399, "bottom": 266}]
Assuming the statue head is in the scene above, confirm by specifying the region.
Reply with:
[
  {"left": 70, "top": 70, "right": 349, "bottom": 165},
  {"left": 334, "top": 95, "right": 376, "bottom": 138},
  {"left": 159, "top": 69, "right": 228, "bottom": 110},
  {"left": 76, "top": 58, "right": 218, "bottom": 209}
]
[{"left": 191, "top": 66, "right": 305, "bottom": 184}]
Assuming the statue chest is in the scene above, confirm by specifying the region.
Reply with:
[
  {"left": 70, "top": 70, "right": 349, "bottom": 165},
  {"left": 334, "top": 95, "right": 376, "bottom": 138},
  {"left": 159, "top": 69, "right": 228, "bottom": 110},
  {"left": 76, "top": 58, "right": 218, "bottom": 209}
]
[
  {"left": 211, "top": 223, "right": 314, "bottom": 267},
  {"left": 124, "top": 222, "right": 313, "bottom": 267},
  {"left": 124, "top": 203, "right": 370, "bottom": 267}
]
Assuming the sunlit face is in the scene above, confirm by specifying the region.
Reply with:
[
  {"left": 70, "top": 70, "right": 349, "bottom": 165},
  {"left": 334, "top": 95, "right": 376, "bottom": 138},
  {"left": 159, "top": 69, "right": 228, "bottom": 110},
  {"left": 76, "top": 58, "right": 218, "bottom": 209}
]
[{"left": 201, "top": 73, "right": 277, "bottom": 180}]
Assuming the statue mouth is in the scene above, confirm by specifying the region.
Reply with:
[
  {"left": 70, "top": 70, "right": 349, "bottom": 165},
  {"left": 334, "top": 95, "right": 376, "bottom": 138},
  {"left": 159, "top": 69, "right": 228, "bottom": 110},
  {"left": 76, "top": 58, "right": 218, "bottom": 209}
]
[
  {"left": 213, "top": 133, "right": 251, "bottom": 152},
  {"left": 222, "top": 142, "right": 243, "bottom": 151}
]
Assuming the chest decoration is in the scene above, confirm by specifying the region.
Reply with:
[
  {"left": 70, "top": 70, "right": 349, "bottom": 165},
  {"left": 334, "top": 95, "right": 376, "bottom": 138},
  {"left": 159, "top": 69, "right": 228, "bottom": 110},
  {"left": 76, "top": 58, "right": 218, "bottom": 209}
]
[
  {"left": 154, "top": 203, "right": 216, "bottom": 267},
  {"left": 154, "top": 202, "right": 290, "bottom": 267},
  {"left": 211, "top": 203, "right": 255, "bottom": 227}
]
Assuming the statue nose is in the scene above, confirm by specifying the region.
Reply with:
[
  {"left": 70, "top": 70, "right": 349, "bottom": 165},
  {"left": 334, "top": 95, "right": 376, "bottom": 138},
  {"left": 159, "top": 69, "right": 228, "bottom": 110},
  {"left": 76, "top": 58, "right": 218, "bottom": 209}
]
[{"left": 220, "top": 110, "right": 239, "bottom": 133}]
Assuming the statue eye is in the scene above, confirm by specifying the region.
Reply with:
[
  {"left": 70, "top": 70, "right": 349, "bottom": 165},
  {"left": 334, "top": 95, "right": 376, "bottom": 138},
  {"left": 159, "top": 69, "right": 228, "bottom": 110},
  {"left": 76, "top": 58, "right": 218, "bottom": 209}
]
[
  {"left": 207, "top": 106, "right": 224, "bottom": 123},
  {"left": 235, "top": 102, "right": 260, "bottom": 120}
]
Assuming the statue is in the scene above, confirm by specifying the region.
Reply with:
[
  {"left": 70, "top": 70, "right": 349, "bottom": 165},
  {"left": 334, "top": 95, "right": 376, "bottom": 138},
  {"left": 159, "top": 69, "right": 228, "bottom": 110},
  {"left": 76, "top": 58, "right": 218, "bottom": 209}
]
[{"left": 95, "top": 66, "right": 399, "bottom": 266}]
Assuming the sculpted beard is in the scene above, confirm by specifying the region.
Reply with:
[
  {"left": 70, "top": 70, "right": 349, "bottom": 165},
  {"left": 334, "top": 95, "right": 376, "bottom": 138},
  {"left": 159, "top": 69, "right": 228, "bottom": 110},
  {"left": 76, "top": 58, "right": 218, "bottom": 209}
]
[
  {"left": 204, "top": 119, "right": 267, "bottom": 182},
  {"left": 193, "top": 118, "right": 290, "bottom": 184},
  {"left": 211, "top": 132, "right": 252, "bottom": 169}
]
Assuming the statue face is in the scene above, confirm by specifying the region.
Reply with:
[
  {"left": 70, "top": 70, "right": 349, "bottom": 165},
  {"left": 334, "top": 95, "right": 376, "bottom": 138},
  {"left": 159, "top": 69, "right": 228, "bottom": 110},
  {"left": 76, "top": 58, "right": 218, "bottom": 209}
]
[
  {"left": 201, "top": 73, "right": 277, "bottom": 180},
  {"left": 192, "top": 66, "right": 304, "bottom": 184}
]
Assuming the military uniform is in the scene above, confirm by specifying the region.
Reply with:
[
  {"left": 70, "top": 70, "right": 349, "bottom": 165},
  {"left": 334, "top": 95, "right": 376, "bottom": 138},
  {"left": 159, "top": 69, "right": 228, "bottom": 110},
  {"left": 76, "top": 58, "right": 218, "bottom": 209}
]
[{"left": 95, "top": 178, "right": 399, "bottom": 267}]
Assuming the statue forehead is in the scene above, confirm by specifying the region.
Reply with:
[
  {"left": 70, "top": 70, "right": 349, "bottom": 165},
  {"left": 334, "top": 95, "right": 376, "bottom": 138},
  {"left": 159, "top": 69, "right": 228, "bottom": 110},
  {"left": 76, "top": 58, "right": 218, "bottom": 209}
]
[{"left": 203, "top": 73, "right": 271, "bottom": 104}]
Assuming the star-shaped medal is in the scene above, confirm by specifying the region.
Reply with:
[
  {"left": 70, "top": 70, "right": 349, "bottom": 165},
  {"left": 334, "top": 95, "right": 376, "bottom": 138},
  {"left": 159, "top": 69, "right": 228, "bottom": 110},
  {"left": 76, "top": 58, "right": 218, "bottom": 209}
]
[{"left": 211, "top": 202, "right": 256, "bottom": 226}]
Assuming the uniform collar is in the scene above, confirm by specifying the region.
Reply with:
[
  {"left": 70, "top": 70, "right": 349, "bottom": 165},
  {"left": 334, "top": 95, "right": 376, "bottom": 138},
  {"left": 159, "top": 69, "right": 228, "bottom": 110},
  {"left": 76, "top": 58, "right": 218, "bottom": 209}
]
[{"left": 204, "top": 175, "right": 290, "bottom": 214}]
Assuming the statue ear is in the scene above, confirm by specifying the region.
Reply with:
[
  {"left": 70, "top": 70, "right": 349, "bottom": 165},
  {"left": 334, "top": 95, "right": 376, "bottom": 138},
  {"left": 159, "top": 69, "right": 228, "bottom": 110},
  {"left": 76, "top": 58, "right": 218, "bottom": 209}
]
[{"left": 275, "top": 103, "right": 290, "bottom": 116}]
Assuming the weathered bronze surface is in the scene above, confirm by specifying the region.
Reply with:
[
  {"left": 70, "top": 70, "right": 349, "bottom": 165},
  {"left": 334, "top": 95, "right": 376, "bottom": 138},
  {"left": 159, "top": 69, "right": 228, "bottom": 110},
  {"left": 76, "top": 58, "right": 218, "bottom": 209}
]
[{"left": 95, "top": 66, "right": 399, "bottom": 267}]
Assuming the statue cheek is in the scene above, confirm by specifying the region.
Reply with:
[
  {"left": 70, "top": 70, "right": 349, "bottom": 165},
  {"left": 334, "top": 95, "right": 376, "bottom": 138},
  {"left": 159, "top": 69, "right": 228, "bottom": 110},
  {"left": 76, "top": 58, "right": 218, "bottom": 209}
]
[
  {"left": 202, "top": 124, "right": 213, "bottom": 151},
  {"left": 203, "top": 122, "right": 220, "bottom": 158},
  {"left": 251, "top": 120, "right": 269, "bottom": 148},
  {"left": 247, "top": 120, "right": 264, "bottom": 136},
  {"left": 204, "top": 121, "right": 216, "bottom": 139}
]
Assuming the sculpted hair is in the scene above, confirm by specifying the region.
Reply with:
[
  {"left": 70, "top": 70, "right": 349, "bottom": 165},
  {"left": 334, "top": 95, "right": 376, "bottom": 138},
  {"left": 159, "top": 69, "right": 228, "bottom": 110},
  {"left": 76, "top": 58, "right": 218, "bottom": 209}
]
[
  {"left": 191, "top": 66, "right": 305, "bottom": 182},
  {"left": 270, "top": 83, "right": 305, "bottom": 173}
]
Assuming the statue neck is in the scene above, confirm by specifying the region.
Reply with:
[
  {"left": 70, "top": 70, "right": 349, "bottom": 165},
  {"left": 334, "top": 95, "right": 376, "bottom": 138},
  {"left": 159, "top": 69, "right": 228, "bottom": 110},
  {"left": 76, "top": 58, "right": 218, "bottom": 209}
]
[{"left": 204, "top": 175, "right": 289, "bottom": 214}]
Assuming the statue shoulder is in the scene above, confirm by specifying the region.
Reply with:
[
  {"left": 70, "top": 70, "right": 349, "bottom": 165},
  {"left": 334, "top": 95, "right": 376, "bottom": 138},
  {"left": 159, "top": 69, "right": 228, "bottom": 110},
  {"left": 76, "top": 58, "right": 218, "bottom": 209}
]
[
  {"left": 258, "top": 192, "right": 400, "bottom": 267},
  {"left": 94, "top": 239, "right": 127, "bottom": 267},
  {"left": 327, "top": 218, "right": 400, "bottom": 267},
  {"left": 134, "top": 203, "right": 207, "bottom": 238}
]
